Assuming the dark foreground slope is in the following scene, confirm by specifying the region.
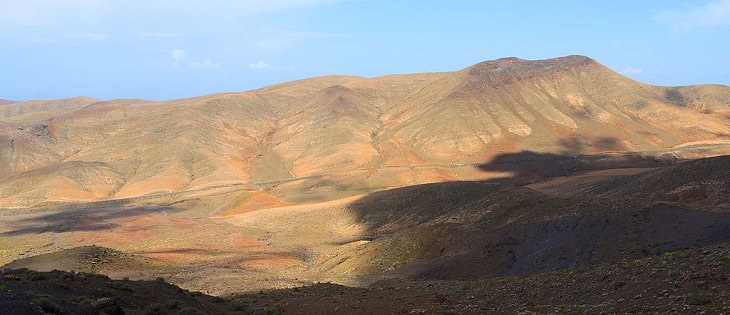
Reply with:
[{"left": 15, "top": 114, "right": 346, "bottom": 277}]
[
  {"left": 0, "top": 268, "right": 270, "bottom": 315},
  {"left": 3, "top": 243, "right": 729, "bottom": 314},
  {"left": 236, "top": 243, "right": 730, "bottom": 314}
]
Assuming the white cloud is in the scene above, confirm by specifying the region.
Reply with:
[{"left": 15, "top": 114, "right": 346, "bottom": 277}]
[
  {"left": 620, "top": 67, "right": 644, "bottom": 75},
  {"left": 171, "top": 49, "right": 186, "bottom": 62},
  {"left": 192, "top": 59, "right": 221, "bottom": 69},
  {"left": 654, "top": 0, "right": 730, "bottom": 29},
  {"left": 247, "top": 60, "right": 296, "bottom": 71},
  {"left": 170, "top": 50, "right": 220, "bottom": 69},
  {"left": 248, "top": 60, "right": 282, "bottom": 70}
]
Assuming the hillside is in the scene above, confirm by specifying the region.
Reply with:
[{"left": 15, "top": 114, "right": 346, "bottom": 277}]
[{"left": 1, "top": 55, "right": 729, "bottom": 207}]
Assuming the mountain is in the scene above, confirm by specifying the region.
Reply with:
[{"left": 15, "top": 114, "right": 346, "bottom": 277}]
[
  {"left": 1, "top": 55, "right": 728, "bottom": 208},
  {"left": 2, "top": 56, "right": 730, "bottom": 310}
]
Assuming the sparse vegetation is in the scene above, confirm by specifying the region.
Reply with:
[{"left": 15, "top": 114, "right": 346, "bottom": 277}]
[
  {"left": 687, "top": 292, "right": 712, "bottom": 306},
  {"left": 164, "top": 299, "right": 181, "bottom": 310},
  {"left": 35, "top": 297, "right": 59, "bottom": 313}
]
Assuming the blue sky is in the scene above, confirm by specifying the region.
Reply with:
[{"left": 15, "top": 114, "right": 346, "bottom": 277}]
[{"left": 1, "top": 0, "right": 729, "bottom": 101}]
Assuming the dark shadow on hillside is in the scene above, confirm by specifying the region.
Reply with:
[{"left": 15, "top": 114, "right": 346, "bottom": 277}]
[
  {"left": 0, "top": 201, "right": 177, "bottom": 236},
  {"left": 473, "top": 136, "right": 680, "bottom": 185},
  {"left": 415, "top": 203, "right": 730, "bottom": 280},
  {"left": 556, "top": 137, "right": 624, "bottom": 154},
  {"left": 475, "top": 149, "right": 679, "bottom": 185},
  {"left": 347, "top": 146, "right": 688, "bottom": 236},
  {"left": 345, "top": 150, "right": 729, "bottom": 281},
  {"left": 347, "top": 181, "right": 730, "bottom": 281}
]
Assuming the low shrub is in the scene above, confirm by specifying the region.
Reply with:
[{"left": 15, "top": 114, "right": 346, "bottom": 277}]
[{"left": 35, "top": 297, "right": 60, "bottom": 313}]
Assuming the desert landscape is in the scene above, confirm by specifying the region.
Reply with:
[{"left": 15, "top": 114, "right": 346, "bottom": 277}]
[{"left": 1, "top": 55, "right": 730, "bottom": 313}]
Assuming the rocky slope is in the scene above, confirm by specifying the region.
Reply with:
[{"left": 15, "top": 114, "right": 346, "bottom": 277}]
[{"left": 3, "top": 242, "right": 729, "bottom": 314}]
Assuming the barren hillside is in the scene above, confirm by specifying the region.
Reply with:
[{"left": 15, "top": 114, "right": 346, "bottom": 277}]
[{"left": 1, "top": 55, "right": 729, "bottom": 208}]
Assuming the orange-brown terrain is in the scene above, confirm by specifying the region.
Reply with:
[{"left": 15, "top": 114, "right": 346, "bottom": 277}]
[{"left": 1, "top": 55, "right": 730, "bottom": 313}]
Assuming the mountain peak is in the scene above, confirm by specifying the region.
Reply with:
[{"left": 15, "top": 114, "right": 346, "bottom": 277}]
[
  {"left": 467, "top": 55, "right": 597, "bottom": 75},
  {"left": 462, "top": 55, "right": 600, "bottom": 87}
]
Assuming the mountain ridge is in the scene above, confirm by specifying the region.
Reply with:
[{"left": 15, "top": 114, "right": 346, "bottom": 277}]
[{"left": 1, "top": 55, "right": 729, "bottom": 207}]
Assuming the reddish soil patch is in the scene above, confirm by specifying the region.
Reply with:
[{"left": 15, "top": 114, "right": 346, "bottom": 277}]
[
  {"left": 230, "top": 234, "right": 263, "bottom": 249},
  {"left": 135, "top": 248, "right": 225, "bottom": 264},
  {"left": 224, "top": 192, "right": 289, "bottom": 216}
]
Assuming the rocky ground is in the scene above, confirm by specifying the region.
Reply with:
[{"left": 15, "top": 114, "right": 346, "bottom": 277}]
[
  {"left": 2, "top": 242, "right": 729, "bottom": 314},
  {"left": 0, "top": 268, "right": 257, "bottom": 314},
  {"left": 233, "top": 243, "right": 730, "bottom": 314}
]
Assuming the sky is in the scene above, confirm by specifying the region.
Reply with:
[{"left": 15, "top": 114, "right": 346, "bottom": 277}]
[{"left": 1, "top": 0, "right": 729, "bottom": 101}]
